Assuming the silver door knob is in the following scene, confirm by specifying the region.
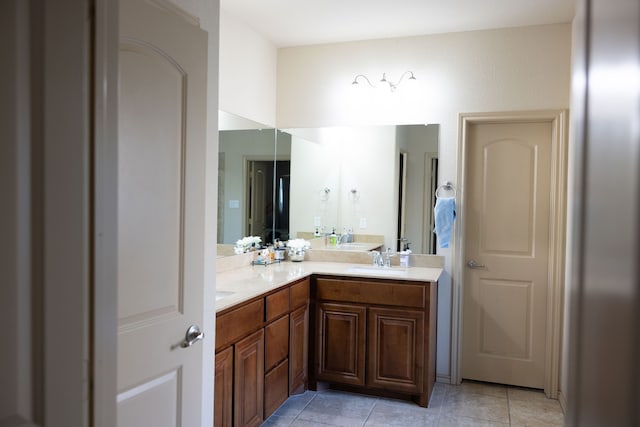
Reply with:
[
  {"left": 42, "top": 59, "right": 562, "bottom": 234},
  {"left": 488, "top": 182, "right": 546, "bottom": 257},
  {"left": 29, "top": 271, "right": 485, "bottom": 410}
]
[
  {"left": 181, "top": 324, "right": 205, "bottom": 348},
  {"left": 467, "top": 259, "right": 486, "bottom": 269}
]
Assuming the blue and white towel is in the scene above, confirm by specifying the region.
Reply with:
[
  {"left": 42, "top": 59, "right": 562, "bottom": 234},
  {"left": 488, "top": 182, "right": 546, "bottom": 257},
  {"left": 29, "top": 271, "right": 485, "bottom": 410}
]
[{"left": 434, "top": 197, "right": 456, "bottom": 248}]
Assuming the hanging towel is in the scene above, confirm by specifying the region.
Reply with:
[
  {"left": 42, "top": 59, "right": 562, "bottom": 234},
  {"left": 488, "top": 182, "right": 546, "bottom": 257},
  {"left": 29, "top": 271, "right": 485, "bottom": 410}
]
[{"left": 434, "top": 197, "right": 456, "bottom": 248}]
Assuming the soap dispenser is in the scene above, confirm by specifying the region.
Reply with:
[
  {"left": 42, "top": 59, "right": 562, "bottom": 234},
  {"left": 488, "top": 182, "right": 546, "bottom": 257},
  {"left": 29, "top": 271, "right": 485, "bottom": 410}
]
[
  {"left": 329, "top": 228, "right": 337, "bottom": 246},
  {"left": 400, "top": 242, "right": 411, "bottom": 267}
]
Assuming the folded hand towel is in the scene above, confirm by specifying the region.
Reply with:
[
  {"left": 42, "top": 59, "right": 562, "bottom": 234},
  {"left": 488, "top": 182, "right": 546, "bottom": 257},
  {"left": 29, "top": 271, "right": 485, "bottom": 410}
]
[{"left": 434, "top": 197, "right": 456, "bottom": 248}]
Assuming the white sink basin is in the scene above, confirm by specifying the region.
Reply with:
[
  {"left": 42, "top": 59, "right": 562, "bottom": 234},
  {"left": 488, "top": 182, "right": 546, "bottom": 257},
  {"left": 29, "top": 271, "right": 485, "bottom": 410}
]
[
  {"left": 346, "top": 266, "right": 408, "bottom": 276},
  {"left": 332, "top": 242, "right": 379, "bottom": 251},
  {"left": 215, "top": 291, "right": 235, "bottom": 301}
]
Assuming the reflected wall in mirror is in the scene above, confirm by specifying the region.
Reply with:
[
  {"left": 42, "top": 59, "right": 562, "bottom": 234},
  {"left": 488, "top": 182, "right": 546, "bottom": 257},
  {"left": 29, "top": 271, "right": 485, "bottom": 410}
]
[
  {"left": 284, "top": 124, "right": 439, "bottom": 254},
  {"left": 217, "top": 111, "right": 291, "bottom": 249}
]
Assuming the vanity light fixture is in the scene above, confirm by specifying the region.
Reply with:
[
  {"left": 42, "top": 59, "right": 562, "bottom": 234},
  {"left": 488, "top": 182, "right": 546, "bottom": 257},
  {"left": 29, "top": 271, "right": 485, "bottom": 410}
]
[{"left": 351, "top": 71, "right": 416, "bottom": 92}]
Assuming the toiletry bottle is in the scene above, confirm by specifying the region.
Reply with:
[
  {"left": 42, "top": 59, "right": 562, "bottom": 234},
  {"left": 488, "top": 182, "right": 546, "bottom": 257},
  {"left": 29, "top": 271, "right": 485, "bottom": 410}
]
[
  {"left": 314, "top": 227, "right": 321, "bottom": 237},
  {"left": 329, "top": 228, "right": 337, "bottom": 246},
  {"left": 400, "top": 243, "right": 411, "bottom": 267}
]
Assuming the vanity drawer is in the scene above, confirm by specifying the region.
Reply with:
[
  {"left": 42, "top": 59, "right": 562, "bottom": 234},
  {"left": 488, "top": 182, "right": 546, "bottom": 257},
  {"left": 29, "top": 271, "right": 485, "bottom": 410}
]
[
  {"left": 315, "top": 277, "right": 426, "bottom": 309},
  {"left": 266, "top": 287, "right": 290, "bottom": 322},
  {"left": 216, "top": 298, "right": 264, "bottom": 351},
  {"left": 290, "top": 278, "right": 310, "bottom": 309},
  {"left": 265, "top": 314, "right": 289, "bottom": 371}
]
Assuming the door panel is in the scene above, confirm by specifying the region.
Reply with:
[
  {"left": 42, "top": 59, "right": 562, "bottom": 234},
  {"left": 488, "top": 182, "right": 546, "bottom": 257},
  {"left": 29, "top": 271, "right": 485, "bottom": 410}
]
[
  {"left": 462, "top": 121, "right": 551, "bottom": 389},
  {"left": 289, "top": 305, "right": 309, "bottom": 395},
  {"left": 477, "top": 279, "right": 532, "bottom": 358},
  {"left": 117, "top": 370, "right": 180, "bottom": 427},
  {"left": 234, "top": 330, "right": 265, "bottom": 427},
  {"left": 118, "top": 40, "right": 185, "bottom": 325},
  {"left": 367, "top": 307, "right": 424, "bottom": 394},
  {"left": 316, "top": 302, "right": 366, "bottom": 386},
  {"left": 481, "top": 141, "right": 536, "bottom": 255},
  {"left": 214, "top": 347, "right": 233, "bottom": 427},
  {"left": 117, "top": 0, "right": 207, "bottom": 425}
]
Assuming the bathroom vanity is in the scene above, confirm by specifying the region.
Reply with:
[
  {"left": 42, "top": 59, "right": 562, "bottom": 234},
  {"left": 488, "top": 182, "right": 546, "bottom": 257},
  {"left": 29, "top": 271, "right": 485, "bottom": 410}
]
[
  {"left": 312, "top": 275, "right": 437, "bottom": 407},
  {"left": 215, "top": 277, "right": 310, "bottom": 427},
  {"left": 214, "top": 260, "right": 441, "bottom": 427}
]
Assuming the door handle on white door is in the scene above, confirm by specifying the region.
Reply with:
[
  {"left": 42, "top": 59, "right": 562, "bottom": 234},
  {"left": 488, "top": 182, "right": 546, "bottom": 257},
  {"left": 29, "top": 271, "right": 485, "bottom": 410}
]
[
  {"left": 467, "top": 259, "right": 486, "bottom": 269},
  {"left": 181, "top": 324, "right": 205, "bottom": 348}
]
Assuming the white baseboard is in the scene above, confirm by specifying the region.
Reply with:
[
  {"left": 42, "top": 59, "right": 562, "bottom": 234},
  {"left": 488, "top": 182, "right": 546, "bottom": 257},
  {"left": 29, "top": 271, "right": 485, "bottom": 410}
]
[
  {"left": 436, "top": 374, "right": 452, "bottom": 384},
  {"left": 558, "top": 390, "right": 568, "bottom": 414}
]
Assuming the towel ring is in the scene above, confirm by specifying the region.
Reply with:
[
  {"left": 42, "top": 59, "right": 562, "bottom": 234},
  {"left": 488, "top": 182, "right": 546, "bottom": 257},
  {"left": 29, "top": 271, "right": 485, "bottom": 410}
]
[{"left": 435, "top": 181, "right": 456, "bottom": 198}]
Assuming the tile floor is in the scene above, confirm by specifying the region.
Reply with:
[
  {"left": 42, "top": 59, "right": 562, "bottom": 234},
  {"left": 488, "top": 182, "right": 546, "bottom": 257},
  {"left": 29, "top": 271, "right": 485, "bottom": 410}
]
[{"left": 262, "top": 381, "right": 565, "bottom": 426}]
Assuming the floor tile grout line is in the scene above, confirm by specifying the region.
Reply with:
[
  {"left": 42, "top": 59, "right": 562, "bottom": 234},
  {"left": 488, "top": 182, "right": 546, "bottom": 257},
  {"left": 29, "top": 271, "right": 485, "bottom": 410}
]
[
  {"left": 289, "top": 391, "right": 317, "bottom": 426},
  {"left": 360, "top": 396, "right": 380, "bottom": 426},
  {"left": 507, "top": 388, "right": 512, "bottom": 426}
]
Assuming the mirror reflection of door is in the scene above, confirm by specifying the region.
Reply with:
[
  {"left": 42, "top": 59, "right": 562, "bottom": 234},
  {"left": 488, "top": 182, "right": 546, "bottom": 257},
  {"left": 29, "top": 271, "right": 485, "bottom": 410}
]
[
  {"left": 397, "top": 152, "right": 408, "bottom": 251},
  {"left": 246, "top": 160, "right": 290, "bottom": 244},
  {"left": 274, "top": 161, "right": 290, "bottom": 242},
  {"left": 424, "top": 154, "right": 438, "bottom": 254},
  {"left": 246, "top": 160, "right": 271, "bottom": 242}
]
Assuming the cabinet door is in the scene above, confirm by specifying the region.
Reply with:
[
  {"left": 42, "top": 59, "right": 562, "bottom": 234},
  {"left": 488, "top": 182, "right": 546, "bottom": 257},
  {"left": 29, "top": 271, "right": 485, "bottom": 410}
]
[
  {"left": 214, "top": 347, "right": 233, "bottom": 427},
  {"left": 368, "top": 307, "right": 424, "bottom": 394},
  {"left": 234, "top": 329, "right": 264, "bottom": 427},
  {"left": 316, "top": 302, "right": 366, "bottom": 385},
  {"left": 289, "top": 305, "right": 308, "bottom": 395}
]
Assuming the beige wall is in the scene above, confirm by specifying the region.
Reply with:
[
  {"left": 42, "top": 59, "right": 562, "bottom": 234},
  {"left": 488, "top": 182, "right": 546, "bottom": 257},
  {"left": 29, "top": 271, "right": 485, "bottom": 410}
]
[
  {"left": 276, "top": 23, "right": 572, "bottom": 382},
  {"left": 219, "top": 9, "right": 278, "bottom": 127}
]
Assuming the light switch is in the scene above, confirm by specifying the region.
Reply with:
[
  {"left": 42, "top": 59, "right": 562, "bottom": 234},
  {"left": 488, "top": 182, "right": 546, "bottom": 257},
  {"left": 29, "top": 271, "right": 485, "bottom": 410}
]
[
  {"left": 359, "top": 217, "right": 367, "bottom": 229},
  {"left": 229, "top": 199, "right": 240, "bottom": 209}
]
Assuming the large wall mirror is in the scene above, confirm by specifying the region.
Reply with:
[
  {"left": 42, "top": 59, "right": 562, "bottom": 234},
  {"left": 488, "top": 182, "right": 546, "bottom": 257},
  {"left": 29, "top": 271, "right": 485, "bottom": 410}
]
[
  {"left": 218, "top": 112, "right": 292, "bottom": 251},
  {"left": 218, "top": 111, "right": 439, "bottom": 255},
  {"left": 284, "top": 125, "right": 439, "bottom": 254}
]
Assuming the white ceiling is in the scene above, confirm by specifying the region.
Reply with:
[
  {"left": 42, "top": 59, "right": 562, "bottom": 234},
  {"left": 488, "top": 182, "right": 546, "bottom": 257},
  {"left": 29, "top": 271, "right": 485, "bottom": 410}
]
[{"left": 220, "top": 0, "right": 576, "bottom": 48}]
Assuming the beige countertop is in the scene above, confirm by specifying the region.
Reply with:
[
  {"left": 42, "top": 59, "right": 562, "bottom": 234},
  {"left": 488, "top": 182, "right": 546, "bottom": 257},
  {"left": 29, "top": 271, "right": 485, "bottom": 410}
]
[{"left": 215, "top": 261, "right": 443, "bottom": 313}]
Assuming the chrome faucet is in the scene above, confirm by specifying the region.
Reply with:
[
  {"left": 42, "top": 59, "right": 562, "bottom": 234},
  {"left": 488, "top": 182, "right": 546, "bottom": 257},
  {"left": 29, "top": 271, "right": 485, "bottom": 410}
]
[
  {"left": 383, "top": 248, "right": 395, "bottom": 267},
  {"left": 370, "top": 248, "right": 396, "bottom": 267},
  {"left": 370, "top": 250, "right": 383, "bottom": 267},
  {"left": 338, "top": 227, "right": 353, "bottom": 244}
]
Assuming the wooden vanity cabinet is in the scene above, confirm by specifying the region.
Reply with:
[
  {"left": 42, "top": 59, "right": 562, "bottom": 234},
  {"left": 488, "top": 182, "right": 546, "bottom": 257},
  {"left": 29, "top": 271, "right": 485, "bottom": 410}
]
[
  {"left": 289, "top": 304, "right": 309, "bottom": 395},
  {"left": 215, "top": 299, "right": 264, "bottom": 427},
  {"left": 316, "top": 302, "right": 366, "bottom": 385},
  {"left": 312, "top": 276, "right": 437, "bottom": 407},
  {"left": 289, "top": 279, "right": 310, "bottom": 395},
  {"left": 234, "top": 329, "right": 264, "bottom": 427},
  {"left": 214, "top": 277, "right": 310, "bottom": 427},
  {"left": 263, "top": 287, "right": 290, "bottom": 419},
  {"left": 214, "top": 346, "right": 233, "bottom": 427},
  {"left": 368, "top": 307, "right": 424, "bottom": 394}
]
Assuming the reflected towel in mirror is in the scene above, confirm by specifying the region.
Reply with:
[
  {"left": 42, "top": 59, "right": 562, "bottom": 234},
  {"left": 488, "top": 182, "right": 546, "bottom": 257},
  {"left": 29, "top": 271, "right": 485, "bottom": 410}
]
[{"left": 434, "top": 197, "right": 456, "bottom": 248}]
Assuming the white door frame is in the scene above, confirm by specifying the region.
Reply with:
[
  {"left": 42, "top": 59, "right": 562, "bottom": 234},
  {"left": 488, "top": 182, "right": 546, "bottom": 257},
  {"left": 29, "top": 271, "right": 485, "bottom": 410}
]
[
  {"left": 452, "top": 110, "right": 568, "bottom": 398},
  {"left": 93, "top": 0, "right": 119, "bottom": 425}
]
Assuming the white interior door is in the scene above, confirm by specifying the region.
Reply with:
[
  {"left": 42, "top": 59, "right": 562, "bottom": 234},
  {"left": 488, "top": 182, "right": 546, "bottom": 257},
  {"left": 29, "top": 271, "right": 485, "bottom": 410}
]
[
  {"left": 462, "top": 121, "right": 552, "bottom": 389},
  {"left": 117, "top": 1, "right": 207, "bottom": 425}
]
